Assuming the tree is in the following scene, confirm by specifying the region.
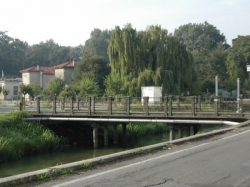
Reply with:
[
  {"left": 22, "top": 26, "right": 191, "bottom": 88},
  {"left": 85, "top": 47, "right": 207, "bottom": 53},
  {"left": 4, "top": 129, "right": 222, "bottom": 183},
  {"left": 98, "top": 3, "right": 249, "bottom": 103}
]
[
  {"left": 226, "top": 35, "right": 250, "bottom": 82},
  {"left": 73, "top": 55, "right": 110, "bottom": 93},
  {"left": 19, "top": 83, "right": 33, "bottom": 99},
  {"left": 104, "top": 74, "right": 125, "bottom": 96},
  {"left": 174, "top": 22, "right": 229, "bottom": 91},
  {"left": 2, "top": 89, "right": 9, "bottom": 100},
  {"left": 73, "top": 78, "right": 99, "bottom": 97},
  {"left": 107, "top": 24, "right": 194, "bottom": 96},
  {"left": 0, "top": 86, "right": 2, "bottom": 94},
  {"left": 83, "top": 29, "right": 110, "bottom": 60},
  {"left": 30, "top": 83, "right": 42, "bottom": 98},
  {"left": 174, "top": 21, "right": 227, "bottom": 52},
  {"left": 42, "top": 77, "right": 65, "bottom": 97}
]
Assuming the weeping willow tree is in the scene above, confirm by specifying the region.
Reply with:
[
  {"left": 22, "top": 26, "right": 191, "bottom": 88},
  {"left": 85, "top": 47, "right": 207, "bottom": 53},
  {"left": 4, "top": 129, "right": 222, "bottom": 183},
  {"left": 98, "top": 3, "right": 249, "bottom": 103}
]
[{"left": 106, "top": 24, "right": 194, "bottom": 96}]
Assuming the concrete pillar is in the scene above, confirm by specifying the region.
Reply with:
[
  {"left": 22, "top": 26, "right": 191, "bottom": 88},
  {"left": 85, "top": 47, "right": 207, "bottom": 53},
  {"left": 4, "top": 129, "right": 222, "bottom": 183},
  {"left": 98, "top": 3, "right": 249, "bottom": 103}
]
[
  {"left": 113, "top": 124, "right": 118, "bottom": 145},
  {"left": 104, "top": 124, "right": 109, "bottom": 147},
  {"left": 178, "top": 125, "right": 183, "bottom": 138},
  {"left": 92, "top": 123, "right": 98, "bottom": 149},
  {"left": 168, "top": 124, "right": 175, "bottom": 141},
  {"left": 186, "top": 125, "right": 191, "bottom": 137},
  {"left": 122, "top": 123, "right": 127, "bottom": 144}
]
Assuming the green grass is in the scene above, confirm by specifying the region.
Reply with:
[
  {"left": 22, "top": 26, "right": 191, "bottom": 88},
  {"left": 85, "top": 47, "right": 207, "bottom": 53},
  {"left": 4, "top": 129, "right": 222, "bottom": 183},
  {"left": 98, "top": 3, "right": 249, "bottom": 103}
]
[{"left": 0, "top": 111, "right": 63, "bottom": 163}]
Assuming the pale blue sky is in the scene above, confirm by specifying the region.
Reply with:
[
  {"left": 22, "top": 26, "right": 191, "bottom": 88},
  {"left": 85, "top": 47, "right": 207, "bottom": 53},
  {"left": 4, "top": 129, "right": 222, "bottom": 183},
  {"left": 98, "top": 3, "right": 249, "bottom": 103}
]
[{"left": 1, "top": 0, "right": 249, "bottom": 46}]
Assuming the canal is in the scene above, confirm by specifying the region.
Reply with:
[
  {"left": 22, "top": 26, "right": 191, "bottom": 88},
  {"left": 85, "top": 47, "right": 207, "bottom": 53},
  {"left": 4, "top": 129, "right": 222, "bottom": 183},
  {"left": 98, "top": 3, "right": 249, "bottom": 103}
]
[{"left": 0, "top": 124, "right": 228, "bottom": 178}]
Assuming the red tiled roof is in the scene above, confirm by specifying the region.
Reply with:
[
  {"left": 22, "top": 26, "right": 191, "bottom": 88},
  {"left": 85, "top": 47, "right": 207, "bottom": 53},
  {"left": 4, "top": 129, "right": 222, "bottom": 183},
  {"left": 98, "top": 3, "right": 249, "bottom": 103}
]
[
  {"left": 53, "top": 61, "right": 74, "bottom": 69},
  {"left": 20, "top": 66, "right": 55, "bottom": 74}
]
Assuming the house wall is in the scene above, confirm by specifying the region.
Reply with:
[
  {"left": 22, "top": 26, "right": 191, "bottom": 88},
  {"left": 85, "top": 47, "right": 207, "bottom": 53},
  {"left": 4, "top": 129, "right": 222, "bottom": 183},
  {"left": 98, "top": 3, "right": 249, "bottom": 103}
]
[
  {"left": 64, "top": 68, "right": 74, "bottom": 82},
  {"left": 0, "top": 80, "right": 22, "bottom": 100},
  {"left": 42, "top": 74, "right": 54, "bottom": 89},
  {"left": 55, "top": 68, "right": 74, "bottom": 82}
]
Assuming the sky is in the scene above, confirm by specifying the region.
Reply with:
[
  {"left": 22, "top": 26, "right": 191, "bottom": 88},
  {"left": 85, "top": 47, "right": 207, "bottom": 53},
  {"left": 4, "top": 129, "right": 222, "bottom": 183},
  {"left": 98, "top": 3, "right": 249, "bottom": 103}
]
[{"left": 1, "top": 0, "right": 249, "bottom": 47}]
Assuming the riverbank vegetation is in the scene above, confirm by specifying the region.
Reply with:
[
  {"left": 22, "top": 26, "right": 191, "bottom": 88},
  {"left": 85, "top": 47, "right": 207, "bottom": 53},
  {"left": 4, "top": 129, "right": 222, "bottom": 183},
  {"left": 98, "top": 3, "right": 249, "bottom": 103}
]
[{"left": 0, "top": 111, "right": 63, "bottom": 163}]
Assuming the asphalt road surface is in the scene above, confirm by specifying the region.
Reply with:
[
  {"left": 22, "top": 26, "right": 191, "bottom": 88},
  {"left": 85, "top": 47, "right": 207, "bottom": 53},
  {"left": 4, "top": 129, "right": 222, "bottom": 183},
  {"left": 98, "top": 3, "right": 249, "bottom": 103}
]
[{"left": 30, "top": 126, "right": 250, "bottom": 187}]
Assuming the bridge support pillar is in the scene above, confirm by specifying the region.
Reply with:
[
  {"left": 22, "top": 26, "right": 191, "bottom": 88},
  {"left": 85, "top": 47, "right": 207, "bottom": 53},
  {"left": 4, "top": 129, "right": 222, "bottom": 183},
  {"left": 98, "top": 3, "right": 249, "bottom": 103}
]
[
  {"left": 178, "top": 125, "right": 183, "bottom": 138},
  {"left": 168, "top": 124, "right": 175, "bottom": 141},
  {"left": 122, "top": 123, "right": 127, "bottom": 144},
  {"left": 193, "top": 124, "right": 199, "bottom": 135},
  {"left": 113, "top": 124, "right": 118, "bottom": 145},
  {"left": 92, "top": 123, "right": 98, "bottom": 149},
  {"left": 186, "top": 125, "right": 191, "bottom": 137},
  {"left": 104, "top": 124, "right": 109, "bottom": 147}
]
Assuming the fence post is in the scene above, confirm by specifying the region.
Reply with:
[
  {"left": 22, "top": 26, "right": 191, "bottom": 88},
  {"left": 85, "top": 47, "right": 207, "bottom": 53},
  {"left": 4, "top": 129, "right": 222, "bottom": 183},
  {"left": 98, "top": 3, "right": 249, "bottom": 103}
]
[
  {"left": 126, "top": 96, "right": 130, "bottom": 115},
  {"left": 70, "top": 96, "right": 74, "bottom": 114},
  {"left": 239, "top": 95, "right": 243, "bottom": 117},
  {"left": 144, "top": 97, "right": 149, "bottom": 116},
  {"left": 192, "top": 96, "right": 195, "bottom": 116},
  {"left": 164, "top": 96, "right": 168, "bottom": 117},
  {"left": 169, "top": 96, "right": 172, "bottom": 116},
  {"left": 88, "top": 97, "right": 91, "bottom": 116},
  {"left": 198, "top": 95, "right": 201, "bottom": 112},
  {"left": 91, "top": 97, "right": 95, "bottom": 114},
  {"left": 108, "top": 96, "right": 112, "bottom": 115},
  {"left": 177, "top": 96, "right": 180, "bottom": 110},
  {"left": 53, "top": 95, "right": 56, "bottom": 114},
  {"left": 37, "top": 97, "right": 40, "bottom": 113},
  {"left": 160, "top": 97, "right": 163, "bottom": 111},
  {"left": 76, "top": 97, "right": 80, "bottom": 110},
  {"left": 214, "top": 96, "right": 218, "bottom": 116}
]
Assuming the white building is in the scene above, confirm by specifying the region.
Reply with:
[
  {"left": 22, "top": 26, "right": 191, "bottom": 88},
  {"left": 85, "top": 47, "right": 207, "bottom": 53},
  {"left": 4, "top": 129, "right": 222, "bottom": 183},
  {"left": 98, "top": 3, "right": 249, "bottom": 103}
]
[
  {"left": 0, "top": 71, "right": 22, "bottom": 100},
  {"left": 53, "top": 61, "right": 75, "bottom": 83},
  {"left": 20, "top": 65, "right": 55, "bottom": 89},
  {"left": 19, "top": 62, "right": 76, "bottom": 100}
]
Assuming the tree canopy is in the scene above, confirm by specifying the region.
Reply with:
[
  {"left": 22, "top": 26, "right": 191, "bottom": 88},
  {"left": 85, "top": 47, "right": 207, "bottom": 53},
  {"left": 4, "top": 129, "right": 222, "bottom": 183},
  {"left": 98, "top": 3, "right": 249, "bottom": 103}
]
[
  {"left": 107, "top": 24, "right": 194, "bottom": 96},
  {"left": 226, "top": 35, "right": 250, "bottom": 82}
]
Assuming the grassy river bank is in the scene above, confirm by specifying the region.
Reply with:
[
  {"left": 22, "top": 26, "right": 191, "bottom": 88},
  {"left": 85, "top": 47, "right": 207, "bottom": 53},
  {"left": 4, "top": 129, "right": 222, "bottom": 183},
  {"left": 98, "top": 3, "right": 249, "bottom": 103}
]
[{"left": 0, "top": 111, "right": 169, "bottom": 164}]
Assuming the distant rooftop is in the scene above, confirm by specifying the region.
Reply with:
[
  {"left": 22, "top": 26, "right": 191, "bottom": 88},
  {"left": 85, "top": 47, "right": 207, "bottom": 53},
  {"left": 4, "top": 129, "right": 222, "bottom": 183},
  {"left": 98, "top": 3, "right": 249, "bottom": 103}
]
[
  {"left": 53, "top": 61, "right": 75, "bottom": 69},
  {"left": 20, "top": 65, "right": 55, "bottom": 75}
]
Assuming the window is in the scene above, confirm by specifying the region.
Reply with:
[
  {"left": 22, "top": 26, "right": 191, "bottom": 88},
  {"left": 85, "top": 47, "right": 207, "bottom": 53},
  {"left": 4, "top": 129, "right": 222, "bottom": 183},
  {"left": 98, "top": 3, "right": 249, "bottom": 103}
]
[{"left": 13, "top": 86, "right": 18, "bottom": 95}]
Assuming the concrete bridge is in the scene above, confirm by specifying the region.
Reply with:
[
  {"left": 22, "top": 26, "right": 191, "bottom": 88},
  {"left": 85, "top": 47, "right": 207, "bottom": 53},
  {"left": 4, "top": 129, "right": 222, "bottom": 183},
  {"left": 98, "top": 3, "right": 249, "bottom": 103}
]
[{"left": 23, "top": 95, "right": 250, "bottom": 148}]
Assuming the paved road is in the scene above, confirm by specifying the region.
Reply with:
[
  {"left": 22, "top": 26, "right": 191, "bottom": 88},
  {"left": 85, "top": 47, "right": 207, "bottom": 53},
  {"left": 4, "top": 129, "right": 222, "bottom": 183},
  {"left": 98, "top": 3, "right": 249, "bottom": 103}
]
[{"left": 34, "top": 127, "right": 250, "bottom": 187}]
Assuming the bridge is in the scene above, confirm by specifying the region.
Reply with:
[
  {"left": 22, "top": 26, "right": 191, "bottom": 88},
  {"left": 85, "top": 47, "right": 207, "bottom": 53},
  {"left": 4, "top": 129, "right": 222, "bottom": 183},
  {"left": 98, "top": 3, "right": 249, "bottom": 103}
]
[{"left": 23, "top": 95, "right": 250, "bottom": 148}]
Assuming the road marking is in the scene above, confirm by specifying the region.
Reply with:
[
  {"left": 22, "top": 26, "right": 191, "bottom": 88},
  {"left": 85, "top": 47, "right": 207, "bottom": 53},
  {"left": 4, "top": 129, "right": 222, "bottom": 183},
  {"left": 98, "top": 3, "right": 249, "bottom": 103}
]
[{"left": 52, "top": 129, "right": 250, "bottom": 187}]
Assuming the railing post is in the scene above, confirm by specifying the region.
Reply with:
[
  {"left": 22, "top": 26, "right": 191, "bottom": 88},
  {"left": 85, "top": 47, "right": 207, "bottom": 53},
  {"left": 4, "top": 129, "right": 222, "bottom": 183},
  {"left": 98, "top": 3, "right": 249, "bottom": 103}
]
[
  {"left": 160, "top": 97, "right": 163, "bottom": 111},
  {"left": 108, "top": 96, "right": 112, "bottom": 115},
  {"left": 37, "top": 96, "right": 40, "bottom": 113},
  {"left": 144, "top": 97, "right": 149, "bottom": 116},
  {"left": 191, "top": 96, "right": 195, "bottom": 116},
  {"left": 88, "top": 97, "right": 91, "bottom": 116},
  {"left": 214, "top": 96, "right": 218, "bottom": 116},
  {"left": 164, "top": 96, "right": 168, "bottom": 117},
  {"left": 169, "top": 96, "right": 172, "bottom": 116},
  {"left": 126, "top": 96, "right": 130, "bottom": 115},
  {"left": 70, "top": 96, "right": 74, "bottom": 114},
  {"left": 177, "top": 96, "right": 180, "bottom": 110},
  {"left": 53, "top": 95, "right": 56, "bottom": 114},
  {"left": 76, "top": 96, "right": 80, "bottom": 110},
  {"left": 239, "top": 95, "right": 243, "bottom": 116},
  {"left": 91, "top": 97, "right": 95, "bottom": 114},
  {"left": 198, "top": 95, "right": 201, "bottom": 112}
]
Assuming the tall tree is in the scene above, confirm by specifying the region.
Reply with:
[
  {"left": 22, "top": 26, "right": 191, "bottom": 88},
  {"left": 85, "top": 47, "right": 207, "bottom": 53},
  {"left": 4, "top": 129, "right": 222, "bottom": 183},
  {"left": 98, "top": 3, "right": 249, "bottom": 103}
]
[
  {"left": 83, "top": 29, "right": 110, "bottom": 60},
  {"left": 174, "top": 22, "right": 229, "bottom": 92},
  {"left": 226, "top": 35, "right": 250, "bottom": 82},
  {"left": 73, "top": 55, "right": 110, "bottom": 92},
  {"left": 107, "top": 24, "right": 194, "bottom": 96}
]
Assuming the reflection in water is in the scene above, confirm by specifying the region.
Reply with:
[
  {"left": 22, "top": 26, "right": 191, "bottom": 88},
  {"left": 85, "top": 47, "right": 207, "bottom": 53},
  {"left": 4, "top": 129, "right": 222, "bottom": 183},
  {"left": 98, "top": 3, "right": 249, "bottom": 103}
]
[{"left": 0, "top": 124, "right": 227, "bottom": 178}]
